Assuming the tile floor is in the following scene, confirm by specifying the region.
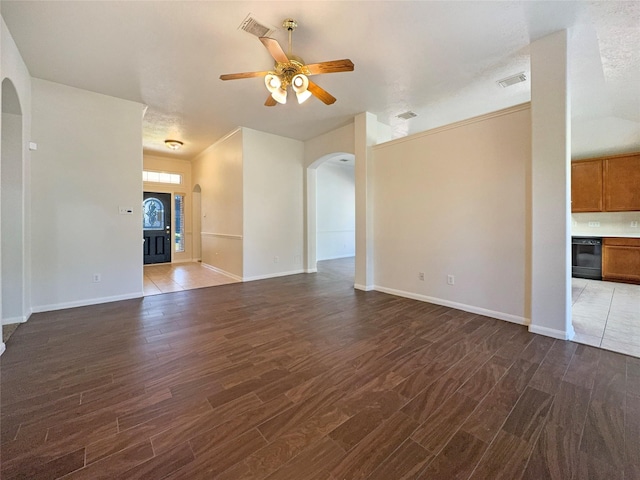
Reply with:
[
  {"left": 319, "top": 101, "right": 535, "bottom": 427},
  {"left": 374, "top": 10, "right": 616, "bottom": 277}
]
[
  {"left": 572, "top": 277, "right": 640, "bottom": 357},
  {"left": 143, "top": 261, "right": 239, "bottom": 295}
]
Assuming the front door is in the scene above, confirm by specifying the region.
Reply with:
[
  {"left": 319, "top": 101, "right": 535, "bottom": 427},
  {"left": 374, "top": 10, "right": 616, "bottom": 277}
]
[{"left": 143, "top": 192, "right": 171, "bottom": 264}]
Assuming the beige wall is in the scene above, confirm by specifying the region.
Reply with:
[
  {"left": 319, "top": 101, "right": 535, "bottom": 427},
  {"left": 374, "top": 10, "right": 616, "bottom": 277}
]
[
  {"left": 372, "top": 104, "right": 531, "bottom": 324},
  {"left": 191, "top": 129, "right": 243, "bottom": 278},
  {"left": 243, "top": 128, "right": 304, "bottom": 280},
  {"left": 30, "top": 79, "right": 144, "bottom": 311},
  {"left": 143, "top": 155, "right": 194, "bottom": 262}
]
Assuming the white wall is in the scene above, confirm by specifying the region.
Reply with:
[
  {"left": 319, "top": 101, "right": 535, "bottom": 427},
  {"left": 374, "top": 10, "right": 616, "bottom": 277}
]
[
  {"left": 143, "top": 154, "right": 194, "bottom": 262},
  {"left": 316, "top": 162, "right": 355, "bottom": 260},
  {"left": 572, "top": 212, "right": 640, "bottom": 238},
  {"left": 191, "top": 129, "right": 243, "bottom": 278},
  {"left": 372, "top": 104, "right": 531, "bottom": 324},
  {"left": 1, "top": 110, "right": 23, "bottom": 322},
  {"left": 1, "top": 17, "right": 33, "bottom": 355},
  {"left": 30, "top": 79, "right": 144, "bottom": 311},
  {"left": 242, "top": 128, "right": 304, "bottom": 280}
]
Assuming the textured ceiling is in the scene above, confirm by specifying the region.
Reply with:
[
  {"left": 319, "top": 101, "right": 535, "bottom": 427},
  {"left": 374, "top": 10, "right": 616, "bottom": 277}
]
[{"left": 2, "top": 1, "right": 639, "bottom": 159}]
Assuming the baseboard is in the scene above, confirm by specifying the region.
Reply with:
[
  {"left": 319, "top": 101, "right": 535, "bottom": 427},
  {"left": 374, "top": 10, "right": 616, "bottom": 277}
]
[
  {"left": 529, "top": 324, "right": 575, "bottom": 341},
  {"left": 374, "top": 285, "right": 528, "bottom": 326},
  {"left": 31, "top": 292, "right": 144, "bottom": 314},
  {"left": 317, "top": 254, "right": 356, "bottom": 261},
  {"left": 354, "top": 284, "right": 375, "bottom": 292},
  {"left": 2, "top": 315, "right": 28, "bottom": 325},
  {"left": 0, "top": 342, "right": 5, "bottom": 356},
  {"left": 243, "top": 269, "right": 305, "bottom": 282},
  {"left": 305, "top": 268, "right": 318, "bottom": 274},
  {"left": 200, "top": 263, "right": 243, "bottom": 282}
]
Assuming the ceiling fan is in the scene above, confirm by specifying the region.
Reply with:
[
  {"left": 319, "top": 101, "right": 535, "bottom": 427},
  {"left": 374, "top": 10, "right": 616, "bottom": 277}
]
[{"left": 220, "top": 18, "right": 354, "bottom": 106}]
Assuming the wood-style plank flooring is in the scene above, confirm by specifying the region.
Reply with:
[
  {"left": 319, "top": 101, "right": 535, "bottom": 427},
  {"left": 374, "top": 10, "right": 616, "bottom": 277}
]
[{"left": 1, "top": 258, "right": 638, "bottom": 479}]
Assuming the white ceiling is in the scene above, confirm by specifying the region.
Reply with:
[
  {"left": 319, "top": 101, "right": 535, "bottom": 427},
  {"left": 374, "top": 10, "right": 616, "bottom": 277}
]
[{"left": 2, "top": 1, "right": 639, "bottom": 159}]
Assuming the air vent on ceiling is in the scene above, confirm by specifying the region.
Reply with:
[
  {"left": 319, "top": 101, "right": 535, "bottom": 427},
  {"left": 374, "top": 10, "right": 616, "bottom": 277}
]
[
  {"left": 238, "top": 14, "right": 276, "bottom": 38},
  {"left": 397, "top": 111, "right": 417, "bottom": 120},
  {"left": 497, "top": 73, "right": 527, "bottom": 88}
]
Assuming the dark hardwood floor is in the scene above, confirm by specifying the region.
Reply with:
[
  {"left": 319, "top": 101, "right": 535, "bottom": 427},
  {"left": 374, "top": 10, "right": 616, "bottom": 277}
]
[{"left": 1, "top": 258, "right": 638, "bottom": 479}]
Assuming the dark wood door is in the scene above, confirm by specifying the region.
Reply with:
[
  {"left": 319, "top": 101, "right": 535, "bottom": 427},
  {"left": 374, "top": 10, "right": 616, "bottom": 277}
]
[{"left": 143, "top": 192, "right": 171, "bottom": 264}]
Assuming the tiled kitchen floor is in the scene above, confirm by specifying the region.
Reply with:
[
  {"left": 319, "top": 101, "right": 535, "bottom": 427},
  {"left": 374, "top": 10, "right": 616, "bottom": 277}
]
[
  {"left": 572, "top": 277, "right": 640, "bottom": 357},
  {"left": 143, "top": 261, "right": 238, "bottom": 295}
]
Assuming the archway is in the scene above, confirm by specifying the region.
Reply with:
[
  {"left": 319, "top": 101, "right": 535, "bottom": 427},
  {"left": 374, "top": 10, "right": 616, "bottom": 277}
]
[
  {"left": 306, "top": 152, "right": 355, "bottom": 275},
  {"left": 1, "top": 78, "right": 25, "bottom": 352}
]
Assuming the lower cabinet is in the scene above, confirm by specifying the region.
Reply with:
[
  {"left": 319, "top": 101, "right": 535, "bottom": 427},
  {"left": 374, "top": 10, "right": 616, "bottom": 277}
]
[{"left": 602, "top": 238, "right": 640, "bottom": 284}]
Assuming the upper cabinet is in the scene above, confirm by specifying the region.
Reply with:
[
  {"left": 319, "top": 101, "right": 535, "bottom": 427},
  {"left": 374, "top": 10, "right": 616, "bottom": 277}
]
[
  {"left": 571, "top": 152, "right": 640, "bottom": 212},
  {"left": 604, "top": 154, "right": 640, "bottom": 211},
  {"left": 571, "top": 159, "right": 603, "bottom": 212}
]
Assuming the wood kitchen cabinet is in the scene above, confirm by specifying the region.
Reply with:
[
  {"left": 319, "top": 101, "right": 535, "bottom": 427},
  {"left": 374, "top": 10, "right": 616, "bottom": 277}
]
[
  {"left": 604, "top": 154, "right": 640, "bottom": 211},
  {"left": 571, "top": 152, "right": 640, "bottom": 212},
  {"left": 602, "top": 237, "right": 640, "bottom": 284},
  {"left": 571, "top": 159, "right": 603, "bottom": 212}
]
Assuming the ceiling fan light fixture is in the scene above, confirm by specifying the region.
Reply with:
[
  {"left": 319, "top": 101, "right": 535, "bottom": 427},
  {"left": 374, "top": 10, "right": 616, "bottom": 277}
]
[
  {"left": 271, "top": 87, "right": 287, "bottom": 104},
  {"left": 265, "top": 73, "right": 281, "bottom": 92},
  {"left": 292, "top": 74, "right": 311, "bottom": 104},
  {"left": 164, "top": 139, "right": 183, "bottom": 150}
]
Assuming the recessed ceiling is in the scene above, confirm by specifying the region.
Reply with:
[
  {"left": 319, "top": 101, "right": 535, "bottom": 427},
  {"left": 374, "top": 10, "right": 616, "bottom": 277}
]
[{"left": 2, "top": 1, "right": 639, "bottom": 159}]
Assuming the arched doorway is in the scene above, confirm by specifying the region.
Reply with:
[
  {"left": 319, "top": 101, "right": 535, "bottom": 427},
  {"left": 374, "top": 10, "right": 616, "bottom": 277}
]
[
  {"left": 306, "top": 152, "right": 355, "bottom": 278},
  {"left": 1, "top": 78, "right": 25, "bottom": 351}
]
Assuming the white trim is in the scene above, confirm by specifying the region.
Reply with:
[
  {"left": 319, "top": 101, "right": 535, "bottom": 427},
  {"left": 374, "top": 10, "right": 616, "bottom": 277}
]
[
  {"left": 305, "top": 268, "right": 318, "bottom": 273},
  {"left": 31, "top": 292, "right": 144, "bottom": 313},
  {"left": 0, "top": 342, "right": 5, "bottom": 356},
  {"left": 317, "top": 253, "right": 356, "bottom": 261},
  {"left": 201, "top": 263, "right": 243, "bottom": 282},
  {"left": 374, "top": 285, "right": 528, "bottom": 326},
  {"left": 171, "top": 258, "right": 196, "bottom": 264},
  {"left": 243, "top": 269, "right": 305, "bottom": 282},
  {"left": 529, "top": 324, "right": 575, "bottom": 341},
  {"left": 354, "top": 283, "right": 375, "bottom": 292},
  {"left": 2, "top": 315, "right": 28, "bottom": 325},
  {"left": 201, "top": 232, "right": 243, "bottom": 239}
]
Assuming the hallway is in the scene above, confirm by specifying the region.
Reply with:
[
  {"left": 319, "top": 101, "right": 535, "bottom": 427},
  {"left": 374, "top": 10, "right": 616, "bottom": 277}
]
[{"left": 143, "top": 262, "right": 238, "bottom": 295}]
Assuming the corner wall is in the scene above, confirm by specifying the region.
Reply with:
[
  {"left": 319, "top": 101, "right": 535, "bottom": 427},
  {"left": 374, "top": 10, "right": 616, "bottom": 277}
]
[
  {"left": 30, "top": 79, "right": 145, "bottom": 311},
  {"left": 242, "top": 128, "right": 304, "bottom": 280},
  {"left": 191, "top": 129, "right": 243, "bottom": 279},
  {"left": 372, "top": 104, "right": 531, "bottom": 324}
]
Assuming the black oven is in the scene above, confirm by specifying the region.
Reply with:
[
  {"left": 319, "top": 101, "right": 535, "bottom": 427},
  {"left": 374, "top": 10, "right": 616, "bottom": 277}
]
[{"left": 571, "top": 237, "right": 602, "bottom": 280}]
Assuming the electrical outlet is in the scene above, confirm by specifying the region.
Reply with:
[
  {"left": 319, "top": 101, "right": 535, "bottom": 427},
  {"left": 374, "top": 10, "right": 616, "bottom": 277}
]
[
  {"left": 93, "top": 274, "right": 101, "bottom": 283},
  {"left": 274, "top": 256, "right": 279, "bottom": 264},
  {"left": 588, "top": 221, "right": 600, "bottom": 227},
  {"left": 447, "top": 275, "right": 455, "bottom": 285},
  {"left": 631, "top": 221, "right": 639, "bottom": 228},
  {"left": 418, "top": 272, "right": 424, "bottom": 281}
]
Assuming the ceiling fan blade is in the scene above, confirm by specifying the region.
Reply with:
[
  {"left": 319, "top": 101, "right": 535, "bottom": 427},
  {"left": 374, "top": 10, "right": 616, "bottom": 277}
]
[
  {"left": 307, "top": 80, "right": 336, "bottom": 105},
  {"left": 220, "top": 71, "right": 270, "bottom": 81},
  {"left": 265, "top": 95, "right": 277, "bottom": 107},
  {"left": 259, "top": 37, "right": 289, "bottom": 64},
  {"left": 305, "top": 59, "right": 354, "bottom": 75}
]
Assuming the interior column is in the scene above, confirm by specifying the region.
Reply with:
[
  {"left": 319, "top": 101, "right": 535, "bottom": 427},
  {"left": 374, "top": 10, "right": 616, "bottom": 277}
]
[
  {"left": 530, "top": 30, "right": 575, "bottom": 340},
  {"left": 354, "top": 112, "right": 376, "bottom": 290}
]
